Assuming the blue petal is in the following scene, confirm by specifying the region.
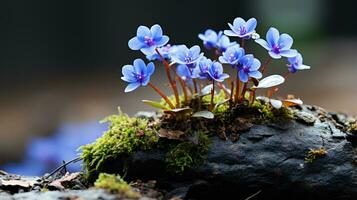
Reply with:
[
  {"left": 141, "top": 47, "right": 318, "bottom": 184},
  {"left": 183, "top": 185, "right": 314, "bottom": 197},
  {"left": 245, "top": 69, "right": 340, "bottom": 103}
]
[
  {"left": 255, "top": 39, "right": 270, "bottom": 51},
  {"left": 146, "top": 62, "right": 155, "bottom": 76},
  {"left": 122, "top": 65, "right": 135, "bottom": 81},
  {"left": 214, "top": 62, "right": 223, "bottom": 74},
  {"left": 133, "top": 59, "right": 146, "bottom": 74},
  {"left": 268, "top": 51, "right": 282, "bottom": 59},
  {"left": 190, "top": 45, "right": 201, "bottom": 57},
  {"left": 156, "top": 36, "right": 169, "bottom": 46},
  {"left": 125, "top": 82, "right": 141, "bottom": 92},
  {"left": 218, "top": 73, "right": 230, "bottom": 82},
  {"left": 278, "top": 33, "right": 293, "bottom": 50},
  {"left": 245, "top": 18, "right": 257, "bottom": 32},
  {"left": 141, "top": 76, "right": 151, "bottom": 86},
  {"left": 250, "top": 58, "right": 261, "bottom": 70},
  {"left": 233, "top": 17, "right": 245, "bottom": 30},
  {"left": 140, "top": 46, "right": 156, "bottom": 55},
  {"left": 248, "top": 71, "right": 262, "bottom": 79},
  {"left": 280, "top": 49, "right": 298, "bottom": 58},
  {"left": 224, "top": 30, "right": 238, "bottom": 37},
  {"left": 137, "top": 25, "right": 151, "bottom": 38},
  {"left": 266, "top": 27, "right": 279, "bottom": 47},
  {"left": 150, "top": 24, "right": 162, "bottom": 40},
  {"left": 128, "top": 37, "right": 144, "bottom": 50},
  {"left": 177, "top": 64, "right": 191, "bottom": 80},
  {"left": 218, "top": 56, "right": 227, "bottom": 64},
  {"left": 239, "top": 71, "right": 249, "bottom": 82}
]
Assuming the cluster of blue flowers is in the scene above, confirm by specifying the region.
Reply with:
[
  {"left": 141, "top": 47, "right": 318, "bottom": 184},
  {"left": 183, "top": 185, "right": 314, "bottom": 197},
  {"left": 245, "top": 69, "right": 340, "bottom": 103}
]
[
  {"left": 122, "top": 17, "right": 310, "bottom": 112},
  {"left": 1, "top": 121, "right": 106, "bottom": 176}
]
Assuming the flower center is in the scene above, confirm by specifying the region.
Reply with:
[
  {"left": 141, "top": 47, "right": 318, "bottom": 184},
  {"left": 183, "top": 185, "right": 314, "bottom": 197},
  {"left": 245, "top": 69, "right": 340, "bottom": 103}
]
[
  {"left": 272, "top": 45, "right": 281, "bottom": 54},
  {"left": 144, "top": 36, "right": 155, "bottom": 46},
  {"left": 243, "top": 66, "right": 250, "bottom": 74},
  {"left": 134, "top": 72, "right": 145, "bottom": 83},
  {"left": 228, "top": 53, "right": 236, "bottom": 62},
  {"left": 239, "top": 26, "right": 247, "bottom": 35}
]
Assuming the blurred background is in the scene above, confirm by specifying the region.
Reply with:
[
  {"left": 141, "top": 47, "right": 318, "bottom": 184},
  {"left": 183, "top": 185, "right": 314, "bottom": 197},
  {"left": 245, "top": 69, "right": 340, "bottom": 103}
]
[{"left": 0, "top": 0, "right": 356, "bottom": 175}]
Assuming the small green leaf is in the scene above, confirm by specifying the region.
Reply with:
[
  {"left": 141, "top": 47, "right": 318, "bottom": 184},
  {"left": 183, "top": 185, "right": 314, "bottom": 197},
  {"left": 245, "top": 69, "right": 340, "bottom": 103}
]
[
  {"left": 192, "top": 110, "right": 214, "bottom": 119},
  {"left": 142, "top": 100, "right": 169, "bottom": 110},
  {"left": 214, "top": 99, "right": 230, "bottom": 111}
]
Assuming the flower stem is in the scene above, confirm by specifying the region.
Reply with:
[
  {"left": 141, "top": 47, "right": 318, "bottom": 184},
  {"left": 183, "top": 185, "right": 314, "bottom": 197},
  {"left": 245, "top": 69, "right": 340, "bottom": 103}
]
[
  {"left": 234, "top": 70, "right": 241, "bottom": 103},
  {"left": 148, "top": 82, "right": 175, "bottom": 109},
  {"left": 155, "top": 48, "right": 180, "bottom": 108},
  {"left": 210, "top": 81, "right": 215, "bottom": 111},
  {"left": 241, "top": 39, "right": 245, "bottom": 49},
  {"left": 241, "top": 82, "right": 248, "bottom": 100},
  {"left": 177, "top": 76, "right": 188, "bottom": 105},
  {"left": 229, "top": 80, "right": 234, "bottom": 108},
  {"left": 261, "top": 57, "right": 272, "bottom": 75},
  {"left": 193, "top": 79, "right": 198, "bottom": 94},
  {"left": 217, "top": 82, "right": 230, "bottom": 98}
]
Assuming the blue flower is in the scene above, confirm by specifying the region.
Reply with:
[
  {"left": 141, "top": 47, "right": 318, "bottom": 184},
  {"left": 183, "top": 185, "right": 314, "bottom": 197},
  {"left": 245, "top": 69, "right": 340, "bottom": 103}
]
[
  {"left": 144, "top": 44, "right": 174, "bottom": 61},
  {"left": 216, "top": 32, "right": 237, "bottom": 52},
  {"left": 128, "top": 24, "right": 169, "bottom": 54},
  {"left": 192, "top": 57, "right": 212, "bottom": 79},
  {"left": 170, "top": 45, "right": 204, "bottom": 68},
  {"left": 218, "top": 44, "right": 245, "bottom": 66},
  {"left": 224, "top": 17, "right": 257, "bottom": 39},
  {"left": 287, "top": 52, "right": 311, "bottom": 73},
  {"left": 176, "top": 64, "right": 192, "bottom": 81},
  {"left": 198, "top": 30, "right": 236, "bottom": 51},
  {"left": 121, "top": 59, "right": 155, "bottom": 92},
  {"left": 207, "top": 62, "right": 230, "bottom": 82},
  {"left": 237, "top": 54, "right": 262, "bottom": 82},
  {"left": 255, "top": 27, "right": 297, "bottom": 59},
  {"left": 198, "top": 29, "right": 219, "bottom": 49}
]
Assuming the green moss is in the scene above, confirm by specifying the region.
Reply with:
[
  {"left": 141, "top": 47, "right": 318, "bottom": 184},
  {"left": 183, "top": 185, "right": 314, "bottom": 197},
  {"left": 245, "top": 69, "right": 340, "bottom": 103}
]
[
  {"left": 305, "top": 147, "right": 327, "bottom": 163},
  {"left": 165, "top": 131, "right": 211, "bottom": 173},
  {"left": 348, "top": 121, "right": 357, "bottom": 134},
  {"left": 251, "top": 100, "right": 293, "bottom": 123},
  {"left": 80, "top": 109, "right": 159, "bottom": 179},
  {"left": 94, "top": 173, "right": 140, "bottom": 199}
]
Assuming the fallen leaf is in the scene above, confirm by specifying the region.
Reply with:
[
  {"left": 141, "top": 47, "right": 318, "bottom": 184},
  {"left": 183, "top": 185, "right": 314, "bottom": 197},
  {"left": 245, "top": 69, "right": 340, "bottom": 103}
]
[
  {"left": 48, "top": 172, "right": 82, "bottom": 190},
  {"left": 158, "top": 129, "right": 185, "bottom": 140}
]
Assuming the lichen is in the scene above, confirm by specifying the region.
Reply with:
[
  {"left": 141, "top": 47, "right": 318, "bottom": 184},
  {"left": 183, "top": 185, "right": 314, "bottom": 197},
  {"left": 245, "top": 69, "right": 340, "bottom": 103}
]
[
  {"left": 165, "top": 131, "right": 211, "bottom": 173},
  {"left": 80, "top": 109, "right": 159, "bottom": 180},
  {"left": 305, "top": 147, "right": 327, "bottom": 163},
  {"left": 94, "top": 173, "right": 140, "bottom": 199}
]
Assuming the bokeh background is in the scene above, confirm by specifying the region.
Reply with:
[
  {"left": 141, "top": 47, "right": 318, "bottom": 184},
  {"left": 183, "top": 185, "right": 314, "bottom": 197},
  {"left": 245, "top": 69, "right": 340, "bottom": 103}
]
[{"left": 1, "top": 0, "right": 356, "bottom": 175}]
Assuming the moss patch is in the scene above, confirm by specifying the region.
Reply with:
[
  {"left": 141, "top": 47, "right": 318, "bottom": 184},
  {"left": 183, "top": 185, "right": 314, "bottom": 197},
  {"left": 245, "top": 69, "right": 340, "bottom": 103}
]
[
  {"left": 348, "top": 121, "right": 357, "bottom": 134},
  {"left": 80, "top": 110, "right": 159, "bottom": 180},
  {"left": 94, "top": 173, "right": 140, "bottom": 199},
  {"left": 305, "top": 148, "right": 327, "bottom": 163},
  {"left": 165, "top": 131, "right": 211, "bottom": 173}
]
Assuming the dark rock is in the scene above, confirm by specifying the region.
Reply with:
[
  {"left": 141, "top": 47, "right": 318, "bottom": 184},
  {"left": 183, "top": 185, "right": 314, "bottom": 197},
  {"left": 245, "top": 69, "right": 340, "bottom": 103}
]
[{"left": 113, "top": 106, "right": 357, "bottom": 200}]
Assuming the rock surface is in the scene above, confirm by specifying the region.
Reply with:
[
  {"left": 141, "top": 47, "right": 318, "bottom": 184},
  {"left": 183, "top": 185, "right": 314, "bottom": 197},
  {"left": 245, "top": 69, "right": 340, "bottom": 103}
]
[
  {"left": 121, "top": 105, "right": 357, "bottom": 199},
  {"left": 1, "top": 105, "right": 356, "bottom": 200}
]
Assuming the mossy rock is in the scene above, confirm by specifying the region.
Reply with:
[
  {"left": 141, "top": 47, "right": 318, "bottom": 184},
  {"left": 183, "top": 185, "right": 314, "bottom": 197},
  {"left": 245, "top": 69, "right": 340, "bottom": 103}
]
[{"left": 80, "top": 104, "right": 357, "bottom": 199}]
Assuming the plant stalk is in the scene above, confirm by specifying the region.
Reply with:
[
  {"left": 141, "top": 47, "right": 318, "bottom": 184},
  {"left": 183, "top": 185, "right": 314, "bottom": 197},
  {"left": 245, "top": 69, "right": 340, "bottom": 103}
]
[
  {"left": 155, "top": 48, "right": 180, "bottom": 108},
  {"left": 148, "top": 82, "right": 175, "bottom": 109}
]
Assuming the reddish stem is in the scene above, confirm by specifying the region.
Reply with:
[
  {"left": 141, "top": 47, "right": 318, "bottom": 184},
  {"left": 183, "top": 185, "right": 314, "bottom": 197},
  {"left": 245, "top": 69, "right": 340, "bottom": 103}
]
[
  {"left": 234, "top": 70, "right": 241, "bottom": 103},
  {"left": 148, "top": 82, "right": 175, "bottom": 109},
  {"left": 241, "top": 82, "right": 248, "bottom": 100},
  {"left": 210, "top": 81, "right": 215, "bottom": 111},
  {"left": 155, "top": 48, "right": 180, "bottom": 108},
  {"left": 217, "top": 82, "right": 230, "bottom": 98},
  {"left": 193, "top": 79, "right": 198, "bottom": 94}
]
